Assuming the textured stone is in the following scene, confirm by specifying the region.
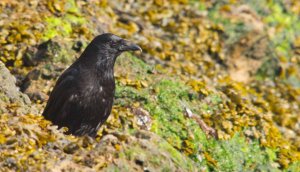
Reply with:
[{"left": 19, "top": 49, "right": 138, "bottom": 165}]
[{"left": 0, "top": 61, "right": 34, "bottom": 115}]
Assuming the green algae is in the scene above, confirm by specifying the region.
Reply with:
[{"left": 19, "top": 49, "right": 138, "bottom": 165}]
[
  {"left": 203, "top": 134, "right": 280, "bottom": 171},
  {"left": 43, "top": 14, "right": 86, "bottom": 40},
  {"left": 43, "top": 17, "right": 72, "bottom": 40},
  {"left": 43, "top": 13, "right": 86, "bottom": 41},
  {"left": 114, "top": 54, "right": 288, "bottom": 171}
]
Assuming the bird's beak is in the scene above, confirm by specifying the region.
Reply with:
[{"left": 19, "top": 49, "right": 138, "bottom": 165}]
[{"left": 119, "top": 41, "right": 142, "bottom": 52}]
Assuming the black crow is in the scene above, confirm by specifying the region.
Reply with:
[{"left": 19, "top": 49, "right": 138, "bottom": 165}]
[{"left": 42, "top": 33, "right": 142, "bottom": 137}]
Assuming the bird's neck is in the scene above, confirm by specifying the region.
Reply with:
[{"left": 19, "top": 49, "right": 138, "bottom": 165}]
[
  {"left": 79, "top": 44, "right": 117, "bottom": 81},
  {"left": 95, "top": 59, "right": 115, "bottom": 81}
]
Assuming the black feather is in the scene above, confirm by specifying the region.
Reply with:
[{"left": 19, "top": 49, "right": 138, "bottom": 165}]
[{"left": 42, "top": 33, "right": 141, "bottom": 137}]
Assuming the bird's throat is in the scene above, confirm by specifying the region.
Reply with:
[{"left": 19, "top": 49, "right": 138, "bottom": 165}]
[{"left": 95, "top": 56, "right": 116, "bottom": 81}]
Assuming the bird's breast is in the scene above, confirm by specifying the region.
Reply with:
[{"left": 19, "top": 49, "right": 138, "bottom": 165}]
[{"left": 80, "top": 83, "right": 114, "bottom": 104}]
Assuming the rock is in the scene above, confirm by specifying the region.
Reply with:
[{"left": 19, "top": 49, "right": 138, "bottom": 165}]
[
  {"left": 19, "top": 38, "right": 78, "bottom": 103},
  {"left": 23, "top": 81, "right": 49, "bottom": 102},
  {"left": 132, "top": 107, "right": 152, "bottom": 130},
  {"left": 49, "top": 159, "right": 94, "bottom": 172},
  {"left": 63, "top": 143, "right": 80, "bottom": 154},
  {"left": 0, "top": 61, "right": 35, "bottom": 115},
  {"left": 95, "top": 131, "right": 198, "bottom": 172},
  {"left": 22, "top": 47, "right": 39, "bottom": 67},
  {"left": 100, "top": 134, "right": 119, "bottom": 145},
  {"left": 225, "top": 5, "right": 276, "bottom": 83}
]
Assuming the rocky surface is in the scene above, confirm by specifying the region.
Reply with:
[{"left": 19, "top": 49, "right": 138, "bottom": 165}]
[
  {"left": 0, "top": 0, "right": 300, "bottom": 171},
  {"left": 0, "top": 61, "right": 33, "bottom": 115}
]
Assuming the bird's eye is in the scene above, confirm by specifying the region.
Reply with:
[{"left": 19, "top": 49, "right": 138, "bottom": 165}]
[{"left": 110, "top": 41, "right": 118, "bottom": 47}]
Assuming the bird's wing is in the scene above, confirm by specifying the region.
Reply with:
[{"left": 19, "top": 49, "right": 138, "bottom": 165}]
[
  {"left": 42, "top": 67, "right": 80, "bottom": 125},
  {"left": 43, "top": 64, "right": 114, "bottom": 136}
]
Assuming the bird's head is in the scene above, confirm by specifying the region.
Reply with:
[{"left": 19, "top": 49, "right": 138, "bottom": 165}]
[
  {"left": 79, "top": 33, "right": 142, "bottom": 71},
  {"left": 91, "top": 33, "right": 142, "bottom": 58}
]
